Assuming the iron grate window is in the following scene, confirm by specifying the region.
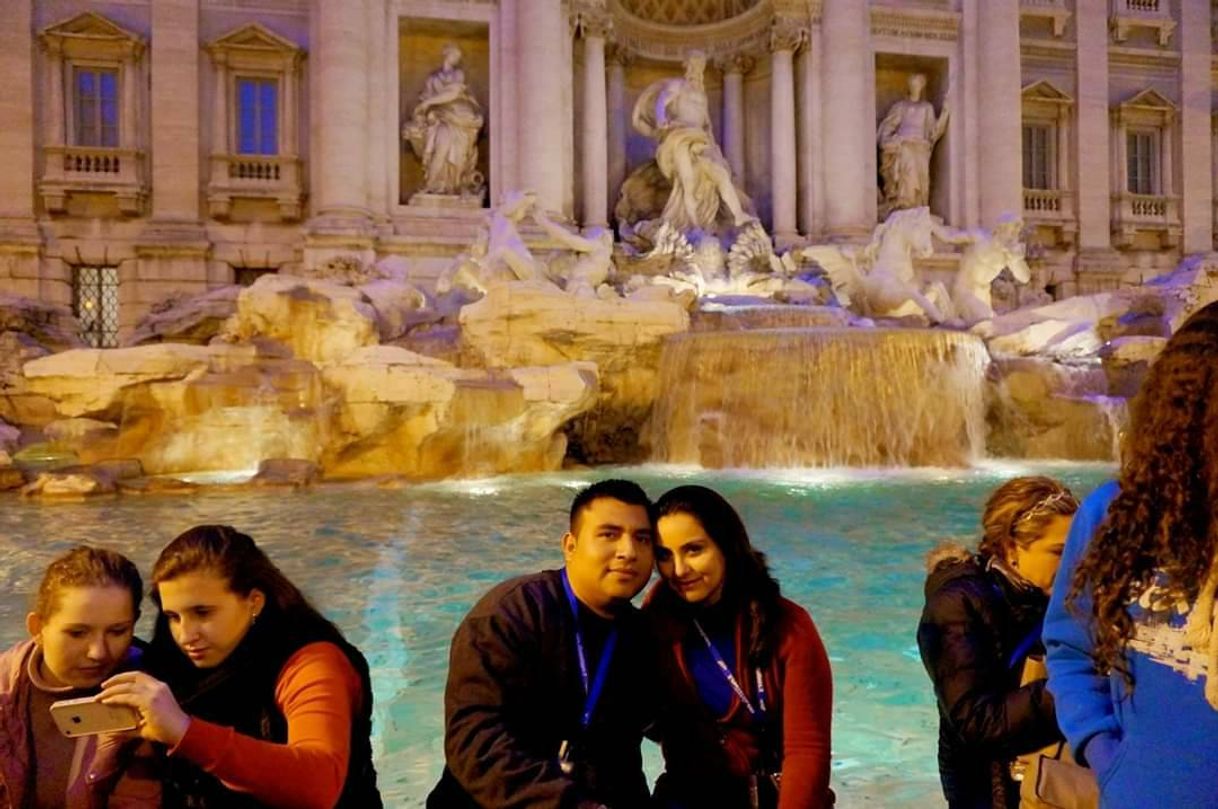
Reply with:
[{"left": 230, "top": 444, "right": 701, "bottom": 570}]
[{"left": 73, "top": 266, "right": 120, "bottom": 348}]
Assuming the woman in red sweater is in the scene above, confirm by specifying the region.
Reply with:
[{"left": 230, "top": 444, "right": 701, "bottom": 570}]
[
  {"left": 646, "top": 485, "right": 834, "bottom": 809},
  {"left": 98, "top": 525, "right": 382, "bottom": 809}
]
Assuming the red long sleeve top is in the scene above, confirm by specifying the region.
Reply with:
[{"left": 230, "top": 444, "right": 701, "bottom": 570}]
[
  {"left": 653, "top": 595, "right": 835, "bottom": 809},
  {"left": 170, "top": 641, "right": 362, "bottom": 809}
]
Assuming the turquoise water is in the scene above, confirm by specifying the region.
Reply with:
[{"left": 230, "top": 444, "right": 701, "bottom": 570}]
[{"left": 0, "top": 462, "right": 1114, "bottom": 807}]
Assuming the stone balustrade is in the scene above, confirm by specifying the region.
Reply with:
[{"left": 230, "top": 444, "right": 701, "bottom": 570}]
[
  {"left": 1112, "top": 192, "right": 1181, "bottom": 248},
  {"left": 38, "top": 145, "right": 145, "bottom": 215},
  {"left": 1110, "top": 0, "right": 1175, "bottom": 44},
  {"left": 207, "top": 152, "right": 303, "bottom": 221}
]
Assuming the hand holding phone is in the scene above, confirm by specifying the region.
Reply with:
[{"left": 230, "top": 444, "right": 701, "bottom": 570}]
[{"left": 49, "top": 696, "right": 140, "bottom": 737}]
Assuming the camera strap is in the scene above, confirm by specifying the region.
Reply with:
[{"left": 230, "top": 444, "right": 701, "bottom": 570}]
[
  {"left": 692, "top": 618, "right": 768, "bottom": 720},
  {"left": 561, "top": 569, "right": 619, "bottom": 729}
]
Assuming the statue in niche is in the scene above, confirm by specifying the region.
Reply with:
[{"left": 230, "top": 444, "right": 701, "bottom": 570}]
[
  {"left": 877, "top": 73, "right": 949, "bottom": 219},
  {"left": 402, "top": 43, "right": 485, "bottom": 200},
  {"left": 622, "top": 51, "right": 756, "bottom": 236},
  {"left": 936, "top": 214, "right": 1031, "bottom": 325}
]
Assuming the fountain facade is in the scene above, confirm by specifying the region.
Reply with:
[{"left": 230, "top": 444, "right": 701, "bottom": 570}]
[{"left": 649, "top": 328, "right": 989, "bottom": 468}]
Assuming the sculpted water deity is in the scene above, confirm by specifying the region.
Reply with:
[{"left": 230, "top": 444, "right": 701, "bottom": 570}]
[
  {"left": 631, "top": 51, "right": 754, "bottom": 233},
  {"left": 403, "top": 43, "right": 485, "bottom": 199},
  {"left": 877, "top": 73, "right": 949, "bottom": 218}
]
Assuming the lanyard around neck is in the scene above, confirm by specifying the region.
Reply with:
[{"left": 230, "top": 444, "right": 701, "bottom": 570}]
[
  {"left": 692, "top": 618, "right": 767, "bottom": 719},
  {"left": 561, "top": 569, "right": 619, "bottom": 729}
]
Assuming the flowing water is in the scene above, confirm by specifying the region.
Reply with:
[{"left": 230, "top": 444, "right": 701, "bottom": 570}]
[
  {"left": 648, "top": 329, "right": 990, "bottom": 468},
  {"left": 0, "top": 462, "right": 1113, "bottom": 807}
]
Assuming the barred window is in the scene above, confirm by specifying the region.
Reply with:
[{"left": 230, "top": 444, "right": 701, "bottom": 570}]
[
  {"left": 72, "top": 266, "right": 119, "bottom": 348},
  {"left": 74, "top": 67, "right": 119, "bottom": 148},
  {"left": 1127, "top": 130, "right": 1157, "bottom": 195},
  {"left": 236, "top": 77, "right": 278, "bottom": 155},
  {"left": 1022, "top": 124, "right": 1053, "bottom": 190}
]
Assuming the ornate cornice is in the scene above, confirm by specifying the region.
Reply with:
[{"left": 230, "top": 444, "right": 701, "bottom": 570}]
[
  {"left": 713, "top": 51, "right": 757, "bottom": 75},
  {"left": 609, "top": 0, "right": 772, "bottom": 62},
  {"left": 572, "top": 0, "right": 615, "bottom": 39},
  {"left": 869, "top": 6, "right": 960, "bottom": 42},
  {"left": 769, "top": 16, "right": 809, "bottom": 53}
]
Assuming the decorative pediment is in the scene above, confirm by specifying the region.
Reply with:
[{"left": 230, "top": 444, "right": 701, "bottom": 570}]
[
  {"left": 1022, "top": 80, "right": 1073, "bottom": 105},
  {"left": 40, "top": 11, "right": 144, "bottom": 58},
  {"left": 207, "top": 23, "right": 302, "bottom": 57},
  {"left": 1120, "top": 88, "right": 1175, "bottom": 112}
]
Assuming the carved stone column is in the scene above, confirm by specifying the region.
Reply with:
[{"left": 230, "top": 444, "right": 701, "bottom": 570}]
[
  {"left": 606, "top": 44, "right": 633, "bottom": 218},
  {"left": 518, "top": 0, "right": 568, "bottom": 215},
  {"left": 209, "top": 51, "right": 227, "bottom": 155},
  {"left": 310, "top": 0, "right": 370, "bottom": 222},
  {"left": 1180, "top": 0, "right": 1212, "bottom": 252},
  {"left": 716, "top": 52, "right": 753, "bottom": 182},
  {"left": 0, "top": 0, "right": 36, "bottom": 225},
  {"left": 149, "top": 0, "right": 200, "bottom": 221},
  {"left": 822, "top": 0, "right": 874, "bottom": 238},
  {"left": 1074, "top": 0, "right": 1114, "bottom": 268},
  {"left": 44, "top": 39, "right": 65, "bottom": 147},
  {"left": 575, "top": 3, "right": 612, "bottom": 228},
  {"left": 770, "top": 19, "right": 805, "bottom": 247},
  {"left": 976, "top": 0, "right": 1022, "bottom": 225}
]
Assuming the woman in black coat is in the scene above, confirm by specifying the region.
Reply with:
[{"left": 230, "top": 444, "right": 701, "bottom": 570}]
[{"left": 917, "top": 476, "right": 1077, "bottom": 809}]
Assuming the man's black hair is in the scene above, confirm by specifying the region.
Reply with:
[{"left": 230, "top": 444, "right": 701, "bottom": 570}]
[{"left": 568, "top": 479, "right": 654, "bottom": 533}]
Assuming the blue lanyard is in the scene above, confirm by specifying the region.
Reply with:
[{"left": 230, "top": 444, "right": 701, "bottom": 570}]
[
  {"left": 1008, "top": 621, "right": 1043, "bottom": 671},
  {"left": 561, "top": 570, "right": 619, "bottom": 729},
  {"left": 693, "top": 619, "right": 768, "bottom": 719}
]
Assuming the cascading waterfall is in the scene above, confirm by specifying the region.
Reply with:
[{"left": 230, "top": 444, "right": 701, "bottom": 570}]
[{"left": 648, "top": 328, "right": 990, "bottom": 468}]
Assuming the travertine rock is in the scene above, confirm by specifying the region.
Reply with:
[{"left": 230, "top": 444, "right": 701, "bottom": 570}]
[
  {"left": 251, "top": 458, "right": 322, "bottom": 487},
  {"left": 460, "top": 281, "right": 688, "bottom": 463},
  {"left": 129, "top": 285, "right": 241, "bottom": 345}
]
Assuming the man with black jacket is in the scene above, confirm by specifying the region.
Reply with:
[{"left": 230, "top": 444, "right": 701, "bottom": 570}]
[{"left": 427, "top": 479, "right": 657, "bottom": 809}]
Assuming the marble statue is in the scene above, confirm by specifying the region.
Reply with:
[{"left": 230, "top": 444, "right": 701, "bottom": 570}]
[
  {"left": 534, "top": 212, "right": 615, "bottom": 298},
  {"left": 877, "top": 73, "right": 949, "bottom": 218},
  {"left": 437, "top": 190, "right": 543, "bottom": 297},
  {"left": 797, "top": 206, "right": 950, "bottom": 323},
  {"left": 402, "top": 43, "right": 485, "bottom": 199},
  {"left": 629, "top": 51, "right": 755, "bottom": 234},
  {"left": 937, "top": 215, "right": 1031, "bottom": 325}
]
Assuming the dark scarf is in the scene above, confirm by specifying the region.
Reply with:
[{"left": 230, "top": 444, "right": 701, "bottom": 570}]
[{"left": 151, "top": 614, "right": 382, "bottom": 809}]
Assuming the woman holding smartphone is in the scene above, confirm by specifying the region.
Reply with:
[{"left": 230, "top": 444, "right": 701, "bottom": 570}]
[
  {"left": 0, "top": 545, "right": 158, "bottom": 808},
  {"left": 646, "top": 485, "right": 834, "bottom": 809},
  {"left": 98, "top": 524, "right": 381, "bottom": 809}
]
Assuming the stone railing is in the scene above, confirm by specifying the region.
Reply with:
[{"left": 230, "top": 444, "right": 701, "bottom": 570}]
[
  {"left": 1023, "top": 188, "right": 1077, "bottom": 247},
  {"left": 1023, "top": 189, "right": 1064, "bottom": 213},
  {"left": 207, "top": 153, "right": 303, "bottom": 221},
  {"left": 39, "top": 145, "right": 145, "bottom": 215},
  {"left": 1110, "top": 0, "right": 1175, "bottom": 44},
  {"left": 1111, "top": 192, "right": 1180, "bottom": 248}
]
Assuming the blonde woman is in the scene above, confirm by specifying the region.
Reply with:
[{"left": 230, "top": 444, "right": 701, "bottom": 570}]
[{"left": 917, "top": 476, "right": 1079, "bottom": 809}]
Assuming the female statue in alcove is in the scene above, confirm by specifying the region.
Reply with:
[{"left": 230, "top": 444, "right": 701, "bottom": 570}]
[{"left": 403, "top": 43, "right": 485, "bottom": 199}]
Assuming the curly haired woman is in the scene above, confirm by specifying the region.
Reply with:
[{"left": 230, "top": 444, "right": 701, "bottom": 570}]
[{"left": 1044, "top": 300, "right": 1218, "bottom": 809}]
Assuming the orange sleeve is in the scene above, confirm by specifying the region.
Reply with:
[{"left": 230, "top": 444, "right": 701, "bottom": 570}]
[{"left": 171, "top": 641, "right": 362, "bottom": 809}]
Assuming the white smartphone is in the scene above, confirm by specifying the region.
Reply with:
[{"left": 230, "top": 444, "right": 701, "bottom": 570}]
[{"left": 49, "top": 696, "right": 140, "bottom": 737}]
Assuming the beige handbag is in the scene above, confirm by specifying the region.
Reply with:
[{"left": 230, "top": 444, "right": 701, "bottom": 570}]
[{"left": 1014, "top": 657, "right": 1099, "bottom": 809}]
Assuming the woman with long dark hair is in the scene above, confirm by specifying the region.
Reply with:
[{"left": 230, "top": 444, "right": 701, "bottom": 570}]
[
  {"left": 1044, "top": 300, "right": 1218, "bottom": 808},
  {"left": 918, "top": 476, "right": 1079, "bottom": 809},
  {"left": 645, "top": 485, "right": 833, "bottom": 809},
  {"left": 98, "top": 525, "right": 382, "bottom": 809}
]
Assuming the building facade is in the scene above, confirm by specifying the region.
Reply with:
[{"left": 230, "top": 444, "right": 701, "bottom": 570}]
[{"left": 0, "top": 0, "right": 1212, "bottom": 344}]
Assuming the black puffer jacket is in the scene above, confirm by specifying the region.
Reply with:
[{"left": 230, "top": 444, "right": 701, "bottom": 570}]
[{"left": 916, "top": 545, "right": 1063, "bottom": 809}]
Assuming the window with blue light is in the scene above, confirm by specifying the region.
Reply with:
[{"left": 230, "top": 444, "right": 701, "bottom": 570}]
[
  {"left": 74, "top": 67, "right": 119, "bottom": 147},
  {"left": 236, "top": 77, "right": 278, "bottom": 155}
]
